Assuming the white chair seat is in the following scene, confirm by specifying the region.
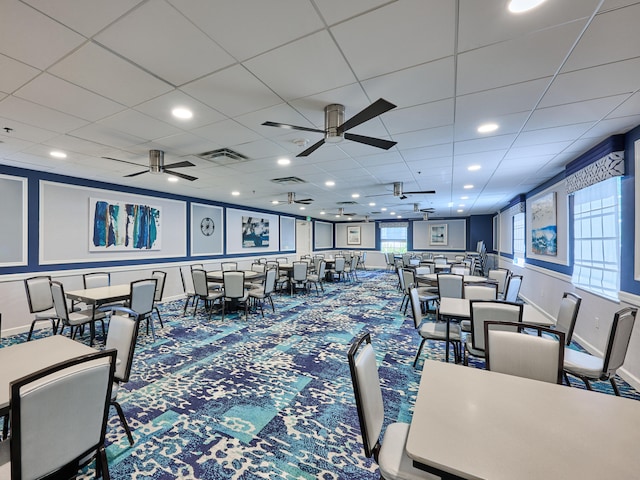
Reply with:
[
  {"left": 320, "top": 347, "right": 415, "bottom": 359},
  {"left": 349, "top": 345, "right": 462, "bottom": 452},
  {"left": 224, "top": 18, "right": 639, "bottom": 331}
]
[
  {"left": 67, "top": 308, "right": 106, "bottom": 326},
  {"left": 563, "top": 347, "right": 605, "bottom": 378},
  {"left": 465, "top": 342, "right": 485, "bottom": 358},
  {"left": 460, "top": 319, "right": 471, "bottom": 332},
  {"left": 34, "top": 307, "right": 56, "bottom": 320},
  {"left": 378, "top": 422, "right": 440, "bottom": 480},
  {"left": 419, "top": 321, "right": 462, "bottom": 341},
  {"left": 0, "top": 440, "right": 9, "bottom": 477}
]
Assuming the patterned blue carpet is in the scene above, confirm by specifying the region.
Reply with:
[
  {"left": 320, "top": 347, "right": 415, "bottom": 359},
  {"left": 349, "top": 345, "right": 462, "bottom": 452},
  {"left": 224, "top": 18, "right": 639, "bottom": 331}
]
[{"left": 5, "top": 269, "right": 640, "bottom": 479}]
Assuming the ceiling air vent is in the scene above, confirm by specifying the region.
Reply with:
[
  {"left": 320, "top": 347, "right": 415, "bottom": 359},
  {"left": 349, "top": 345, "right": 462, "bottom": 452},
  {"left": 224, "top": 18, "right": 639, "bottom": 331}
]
[
  {"left": 270, "top": 176, "right": 307, "bottom": 185},
  {"left": 196, "top": 148, "right": 249, "bottom": 166}
]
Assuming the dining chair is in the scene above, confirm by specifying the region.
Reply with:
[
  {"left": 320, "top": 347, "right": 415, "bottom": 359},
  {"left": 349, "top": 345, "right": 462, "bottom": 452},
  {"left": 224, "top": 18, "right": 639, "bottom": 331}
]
[
  {"left": 0, "top": 349, "right": 116, "bottom": 479},
  {"left": 24, "top": 275, "right": 57, "bottom": 341},
  {"left": 460, "top": 282, "right": 499, "bottom": 333},
  {"left": 290, "top": 261, "right": 309, "bottom": 295},
  {"left": 402, "top": 268, "right": 438, "bottom": 313},
  {"left": 450, "top": 263, "right": 470, "bottom": 275},
  {"left": 563, "top": 307, "right": 637, "bottom": 396},
  {"left": 488, "top": 268, "right": 510, "bottom": 297},
  {"left": 128, "top": 278, "right": 158, "bottom": 342},
  {"left": 485, "top": 321, "right": 565, "bottom": 384},
  {"left": 437, "top": 273, "right": 464, "bottom": 299},
  {"left": 105, "top": 306, "right": 141, "bottom": 446},
  {"left": 191, "top": 269, "right": 224, "bottom": 320},
  {"left": 151, "top": 270, "right": 167, "bottom": 328},
  {"left": 307, "top": 260, "right": 327, "bottom": 294},
  {"left": 502, "top": 274, "right": 523, "bottom": 302},
  {"left": 464, "top": 300, "right": 523, "bottom": 366},
  {"left": 410, "top": 287, "right": 462, "bottom": 366},
  {"left": 554, "top": 292, "right": 582, "bottom": 345},
  {"left": 347, "top": 332, "right": 439, "bottom": 480},
  {"left": 328, "top": 256, "right": 346, "bottom": 282},
  {"left": 179, "top": 266, "right": 197, "bottom": 315},
  {"left": 221, "top": 261, "right": 238, "bottom": 272},
  {"left": 222, "top": 271, "right": 249, "bottom": 320},
  {"left": 50, "top": 280, "right": 106, "bottom": 345},
  {"left": 83, "top": 271, "right": 111, "bottom": 289},
  {"left": 248, "top": 268, "right": 277, "bottom": 317}
]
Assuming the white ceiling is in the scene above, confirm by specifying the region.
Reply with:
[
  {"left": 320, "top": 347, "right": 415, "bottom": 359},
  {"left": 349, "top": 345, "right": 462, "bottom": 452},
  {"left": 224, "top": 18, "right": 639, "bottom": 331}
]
[{"left": 1, "top": 0, "right": 639, "bottom": 221}]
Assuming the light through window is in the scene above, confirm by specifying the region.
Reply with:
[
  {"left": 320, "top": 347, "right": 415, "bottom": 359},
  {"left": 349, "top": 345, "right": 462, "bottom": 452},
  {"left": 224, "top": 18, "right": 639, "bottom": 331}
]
[
  {"left": 572, "top": 177, "right": 621, "bottom": 299},
  {"left": 380, "top": 225, "right": 407, "bottom": 253},
  {"left": 513, "top": 212, "right": 525, "bottom": 266}
]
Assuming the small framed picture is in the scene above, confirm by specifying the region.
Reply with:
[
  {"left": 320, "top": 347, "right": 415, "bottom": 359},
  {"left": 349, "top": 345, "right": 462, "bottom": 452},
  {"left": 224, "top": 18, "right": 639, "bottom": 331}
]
[
  {"left": 347, "top": 225, "right": 361, "bottom": 245},
  {"left": 430, "top": 224, "right": 447, "bottom": 246}
]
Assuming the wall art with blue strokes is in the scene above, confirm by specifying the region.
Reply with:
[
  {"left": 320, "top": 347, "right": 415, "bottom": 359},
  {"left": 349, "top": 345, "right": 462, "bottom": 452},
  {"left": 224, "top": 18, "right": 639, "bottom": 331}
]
[{"left": 90, "top": 198, "right": 161, "bottom": 251}]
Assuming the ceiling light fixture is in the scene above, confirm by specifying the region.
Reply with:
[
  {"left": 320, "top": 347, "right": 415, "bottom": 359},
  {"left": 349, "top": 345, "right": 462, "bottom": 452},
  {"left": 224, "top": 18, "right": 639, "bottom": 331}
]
[
  {"left": 369, "top": 202, "right": 376, "bottom": 207},
  {"left": 390, "top": 211, "right": 396, "bottom": 215},
  {"left": 381, "top": 207, "right": 387, "bottom": 211},
  {"left": 468, "top": 165, "right": 481, "bottom": 171},
  {"left": 277, "top": 158, "right": 290, "bottom": 166},
  {"left": 508, "top": 0, "right": 547, "bottom": 13},
  {"left": 457, "top": 209, "right": 464, "bottom": 213},
  {"left": 320, "top": 211, "right": 326, "bottom": 215},
  {"left": 50, "top": 150, "right": 67, "bottom": 158},
  {"left": 477, "top": 123, "right": 499, "bottom": 133},
  {"left": 351, "top": 193, "right": 360, "bottom": 198},
  {"left": 463, "top": 184, "right": 474, "bottom": 189},
  {"left": 299, "top": 206, "right": 305, "bottom": 210},
  {"left": 172, "top": 107, "right": 193, "bottom": 119},
  {"left": 325, "top": 180, "right": 335, "bottom": 187},
  {"left": 231, "top": 191, "right": 240, "bottom": 196},
  {"left": 168, "top": 176, "right": 178, "bottom": 183},
  {"left": 461, "top": 196, "right": 469, "bottom": 200},
  {"left": 272, "top": 200, "right": 279, "bottom": 204}
]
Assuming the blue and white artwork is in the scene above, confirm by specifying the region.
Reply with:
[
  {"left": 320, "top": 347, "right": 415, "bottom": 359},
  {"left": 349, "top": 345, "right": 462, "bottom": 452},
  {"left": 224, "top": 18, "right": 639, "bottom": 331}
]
[
  {"left": 90, "top": 198, "right": 161, "bottom": 251},
  {"left": 242, "top": 216, "right": 269, "bottom": 248},
  {"left": 531, "top": 192, "right": 557, "bottom": 256}
]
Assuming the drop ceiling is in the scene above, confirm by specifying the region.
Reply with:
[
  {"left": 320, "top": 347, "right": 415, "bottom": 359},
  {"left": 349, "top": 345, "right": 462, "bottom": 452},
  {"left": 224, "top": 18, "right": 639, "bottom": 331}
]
[{"left": 1, "top": 0, "right": 639, "bottom": 221}]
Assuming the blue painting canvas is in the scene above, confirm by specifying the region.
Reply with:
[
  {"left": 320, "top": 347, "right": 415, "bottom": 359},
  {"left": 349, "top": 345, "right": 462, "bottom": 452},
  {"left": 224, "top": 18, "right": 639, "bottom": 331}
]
[
  {"left": 531, "top": 192, "right": 557, "bottom": 256},
  {"left": 90, "top": 198, "right": 161, "bottom": 251},
  {"left": 242, "top": 216, "right": 269, "bottom": 248}
]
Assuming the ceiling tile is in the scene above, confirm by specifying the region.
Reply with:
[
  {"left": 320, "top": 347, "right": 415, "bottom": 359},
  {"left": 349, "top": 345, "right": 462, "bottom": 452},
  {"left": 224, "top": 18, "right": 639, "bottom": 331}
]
[
  {"left": 0, "top": 54, "right": 40, "bottom": 94},
  {"left": 191, "top": 119, "right": 262, "bottom": 147},
  {"left": 0, "top": 95, "right": 88, "bottom": 133},
  {"left": 98, "top": 109, "right": 181, "bottom": 140},
  {"left": 135, "top": 90, "right": 226, "bottom": 129}
]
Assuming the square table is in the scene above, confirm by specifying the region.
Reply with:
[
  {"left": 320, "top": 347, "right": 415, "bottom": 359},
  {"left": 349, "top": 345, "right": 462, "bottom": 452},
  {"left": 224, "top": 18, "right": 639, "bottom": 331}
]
[{"left": 407, "top": 360, "right": 640, "bottom": 479}]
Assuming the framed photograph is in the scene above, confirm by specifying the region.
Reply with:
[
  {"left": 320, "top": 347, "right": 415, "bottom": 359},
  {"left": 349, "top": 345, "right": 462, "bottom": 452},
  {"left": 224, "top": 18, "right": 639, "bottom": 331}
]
[
  {"left": 430, "top": 224, "right": 448, "bottom": 246},
  {"left": 242, "top": 216, "right": 270, "bottom": 248},
  {"left": 531, "top": 191, "right": 557, "bottom": 256},
  {"left": 347, "top": 225, "right": 361, "bottom": 245}
]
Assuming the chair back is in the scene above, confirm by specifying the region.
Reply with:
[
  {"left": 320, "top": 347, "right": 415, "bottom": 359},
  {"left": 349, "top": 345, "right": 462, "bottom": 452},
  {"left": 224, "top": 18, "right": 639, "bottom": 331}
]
[
  {"left": 9, "top": 349, "right": 116, "bottom": 480},
  {"left": 603, "top": 307, "right": 637, "bottom": 378},
  {"left": 488, "top": 268, "right": 510, "bottom": 294},
  {"left": 555, "top": 292, "right": 581, "bottom": 345},
  {"left": 415, "top": 265, "right": 432, "bottom": 275},
  {"left": 437, "top": 274, "right": 463, "bottom": 299},
  {"left": 277, "top": 257, "right": 288, "bottom": 264},
  {"left": 180, "top": 266, "right": 194, "bottom": 294},
  {"left": 409, "top": 287, "right": 424, "bottom": 329},
  {"left": 485, "top": 321, "right": 565, "bottom": 384},
  {"left": 347, "top": 333, "right": 383, "bottom": 460},
  {"left": 451, "top": 264, "right": 470, "bottom": 275},
  {"left": 49, "top": 280, "right": 70, "bottom": 322},
  {"left": 503, "top": 274, "right": 523, "bottom": 303},
  {"left": 24, "top": 275, "right": 53, "bottom": 313},
  {"left": 293, "top": 261, "right": 308, "bottom": 282},
  {"left": 464, "top": 282, "right": 498, "bottom": 300},
  {"left": 221, "top": 261, "right": 238, "bottom": 272},
  {"left": 434, "top": 256, "right": 448, "bottom": 265},
  {"left": 470, "top": 300, "right": 523, "bottom": 352},
  {"left": 151, "top": 270, "right": 167, "bottom": 302},
  {"left": 223, "top": 271, "right": 245, "bottom": 299},
  {"left": 251, "top": 262, "right": 266, "bottom": 273},
  {"left": 334, "top": 256, "right": 346, "bottom": 273},
  {"left": 408, "top": 257, "right": 420, "bottom": 266},
  {"left": 83, "top": 272, "right": 111, "bottom": 289},
  {"left": 263, "top": 268, "right": 277, "bottom": 296},
  {"left": 129, "top": 278, "right": 157, "bottom": 317},
  {"left": 191, "top": 269, "right": 210, "bottom": 297},
  {"left": 190, "top": 263, "right": 204, "bottom": 271},
  {"left": 317, "top": 260, "right": 326, "bottom": 279},
  {"left": 401, "top": 268, "right": 415, "bottom": 293},
  {"left": 105, "top": 307, "right": 140, "bottom": 383}
]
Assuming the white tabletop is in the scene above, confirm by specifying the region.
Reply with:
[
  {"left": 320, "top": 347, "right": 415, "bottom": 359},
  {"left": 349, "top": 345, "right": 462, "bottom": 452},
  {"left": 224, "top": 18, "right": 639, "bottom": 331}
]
[
  {"left": 438, "top": 298, "right": 554, "bottom": 327},
  {"left": 407, "top": 360, "right": 640, "bottom": 480},
  {"left": 417, "top": 273, "right": 492, "bottom": 284},
  {"left": 0, "top": 336, "right": 96, "bottom": 412},
  {"left": 206, "top": 270, "right": 262, "bottom": 281},
  {"left": 66, "top": 284, "right": 131, "bottom": 304}
]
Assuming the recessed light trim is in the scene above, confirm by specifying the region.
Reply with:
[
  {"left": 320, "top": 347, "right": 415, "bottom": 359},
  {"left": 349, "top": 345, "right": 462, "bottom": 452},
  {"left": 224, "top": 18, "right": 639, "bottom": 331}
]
[
  {"left": 477, "top": 123, "right": 499, "bottom": 133},
  {"left": 277, "top": 158, "right": 290, "bottom": 166},
  {"left": 468, "top": 165, "right": 481, "bottom": 171},
  {"left": 508, "top": 0, "right": 546, "bottom": 13},
  {"left": 168, "top": 176, "right": 178, "bottom": 183},
  {"left": 231, "top": 191, "right": 240, "bottom": 196},
  {"left": 299, "top": 206, "right": 305, "bottom": 210},
  {"left": 351, "top": 193, "right": 360, "bottom": 198},
  {"left": 172, "top": 107, "right": 193, "bottom": 119},
  {"left": 463, "top": 184, "right": 474, "bottom": 189},
  {"left": 461, "top": 196, "right": 469, "bottom": 200},
  {"left": 50, "top": 150, "right": 67, "bottom": 159},
  {"left": 369, "top": 202, "right": 376, "bottom": 207},
  {"left": 325, "top": 180, "right": 335, "bottom": 187},
  {"left": 272, "top": 200, "right": 279, "bottom": 204},
  {"left": 457, "top": 209, "right": 464, "bottom": 213}
]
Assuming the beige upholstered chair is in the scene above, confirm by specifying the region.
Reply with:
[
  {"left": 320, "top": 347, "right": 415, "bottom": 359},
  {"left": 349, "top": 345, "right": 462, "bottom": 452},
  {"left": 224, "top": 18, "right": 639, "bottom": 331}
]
[
  {"left": 348, "top": 333, "right": 439, "bottom": 480},
  {"left": 129, "top": 278, "right": 158, "bottom": 341},
  {"left": 307, "top": 260, "right": 327, "bottom": 294},
  {"left": 488, "top": 268, "right": 510, "bottom": 297},
  {"left": 191, "top": 269, "right": 224, "bottom": 319},
  {"left": 50, "top": 280, "right": 106, "bottom": 346},
  {"left": 24, "top": 275, "right": 57, "bottom": 341},
  {"left": 180, "top": 266, "right": 197, "bottom": 315},
  {"left": 151, "top": 270, "right": 167, "bottom": 328},
  {"left": 437, "top": 273, "right": 464, "bottom": 299},
  {"left": 554, "top": 292, "right": 581, "bottom": 345},
  {"left": 502, "top": 274, "right": 523, "bottom": 302},
  {"left": 222, "top": 271, "right": 249, "bottom": 319},
  {"left": 248, "top": 268, "right": 277, "bottom": 316},
  {"left": 563, "top": 307, "right": 637, "bottom": 395},
  {"left": 485, "top": 321, "right": 565, "bottom": 384},
  {"left": 461, "top": 282, "right": 498, "bottom": 333},
  {"left": 0, "top": 349, "right": 116, "bottom": 479},
  {"left": 290, "top": 261, "right": 309, "bottom": 294},
  {"left": 221, "top": 261, "right": 238, "bottom": 271}
]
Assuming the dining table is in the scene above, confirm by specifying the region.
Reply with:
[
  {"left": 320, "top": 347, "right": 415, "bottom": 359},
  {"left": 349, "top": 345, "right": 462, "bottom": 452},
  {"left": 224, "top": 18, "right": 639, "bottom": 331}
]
[
  {"left": 416, "top": 273, "right": 495, "bottom": 286},
  {"left": 0, "top": 335, "right": 97, "bottom": 415},
  {"left": 206, "top": 270, "right": 264, "bottom": 283},
  {"left": 406, "top": 360, "right": 640, "bottom": 480}
]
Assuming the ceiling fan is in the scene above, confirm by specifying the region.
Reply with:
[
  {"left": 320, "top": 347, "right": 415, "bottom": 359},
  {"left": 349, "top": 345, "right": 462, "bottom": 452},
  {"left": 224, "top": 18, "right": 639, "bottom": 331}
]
[
  {"left": 326, "top": 207, "right": 358, "bottom": 218},
  {"left": 413, "top": 203, "right": 435, "bottom": 214},
  {"left": 367, "top": 181, "right": 436, "bottom": 200},
  {"left": 262, "top": 98, "right": 397, "bottom": 157},
  {"left": 273, "top": 192, "right": 314, "bottom": 205},
  {"left": 102, "top": 149, "right": 198, "bottom": 181}
]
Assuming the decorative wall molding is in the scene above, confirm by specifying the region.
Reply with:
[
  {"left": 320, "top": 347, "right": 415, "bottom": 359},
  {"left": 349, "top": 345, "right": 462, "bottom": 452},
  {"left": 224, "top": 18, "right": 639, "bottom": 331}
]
[{"left": 565, "top": 151, "right": 625, "bottom": 194}]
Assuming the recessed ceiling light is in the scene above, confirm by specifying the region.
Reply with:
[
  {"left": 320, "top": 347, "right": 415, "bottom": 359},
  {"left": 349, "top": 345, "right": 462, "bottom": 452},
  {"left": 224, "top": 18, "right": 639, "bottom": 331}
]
[
  {"left": 461, "top": 196, "right": 469, "bottom": 200},
  {"left": 167, "top": 176, "right": 178, "bottom": 183},
  {"left": 346, "top": 217, "right": 352, "bottom": 220},
  {"left": 335, "top": 214, "right": 340, "bottom": 218},
  {"left": 390, "top": 211, "right": 396, "bottom": 215},
  {"left": 463, "top": 184, "right": 474, "bottom": 189},
  {"left": 50, "top": 150, "right": 67, "bottom": 159},
  {"left": 468, "top": 165, "right": 481, "bottom": 171},
  {"left": 508, "top": 0, "right": 546, "bottom": 13},
  {"left": 299, "top": 206, "right": 305, "bottom": 210},
  {"left": 325, "top": 180, "right": 335, "bottom": 187},
  {"left": 277, "top": 158, "right": 290, "bottom": 166},
  {"left": 320, "top": 211, "right": 326, "bottom": 215},
  {"left": 272, "top": 200, "right": 279, "bottom": 204},
  {"left": 397, "top": 215, "right": 402, "bottom": 219},
  {"left": 369, "top": 202, "right": 376, "bottom": 207},
  {"left": 477, "top": 123, "right": 499, "bottom": 133},
  {"left": 231, "top": 191, "right": 240, "bottom": 196},
  {"left": 351, "top": 193, "right": 360, "bottom": 198},
  {"left": 457, "top": 209, "right": 464, "bottom": 213},
  {"left": 172, "top": 107, "right": 193, "bottom": 119},
  {"left": 459, "top": 204, "right": 465, "bottom": 207},
  {"left": 381, "top": 207, "right": 387, "bottom": 211}
]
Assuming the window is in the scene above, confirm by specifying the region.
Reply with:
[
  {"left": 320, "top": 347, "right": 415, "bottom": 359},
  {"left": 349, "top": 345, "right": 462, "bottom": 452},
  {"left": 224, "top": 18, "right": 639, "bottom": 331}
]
[
  {"left": 572, "top": 177, "right": 621, "bottom": 299},
  {"left": 380, "top": 225, "right": 407, "bottom": 253},
  {"left": 513, "top": 212, "right": 525, "bottom": 266}
]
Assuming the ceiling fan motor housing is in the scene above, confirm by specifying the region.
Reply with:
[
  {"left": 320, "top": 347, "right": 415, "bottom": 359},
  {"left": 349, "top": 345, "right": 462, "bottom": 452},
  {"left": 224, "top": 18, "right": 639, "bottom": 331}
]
[
  {"left": 324, "top": 104, "right": 344, "bottom": 143},
  {"left": 149, "top": 149, "right": 164, "bottom": 174}
]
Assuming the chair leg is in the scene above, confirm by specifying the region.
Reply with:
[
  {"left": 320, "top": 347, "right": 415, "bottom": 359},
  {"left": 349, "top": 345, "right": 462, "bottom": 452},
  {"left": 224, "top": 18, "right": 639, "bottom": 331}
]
[
  {"left": 96, "top": 445, "right": 110, "bottom": 480},
  {"left": 154, "top": 307, "right": 164, "bottom": 328},
  {"left": 581, "top": 377, "right": 592, "bottom": 391},
  {"left": 610, "top": 377, "right": 621, "bottom": 396},
  {"left": 111, "top": 401, "right": 134, "bottom": 446},
  {"left": 413, "top": 339, "right": 427, "bottom": 367},
  {"left": 563, "top": 372, "right": 572, "bottom": 387}
]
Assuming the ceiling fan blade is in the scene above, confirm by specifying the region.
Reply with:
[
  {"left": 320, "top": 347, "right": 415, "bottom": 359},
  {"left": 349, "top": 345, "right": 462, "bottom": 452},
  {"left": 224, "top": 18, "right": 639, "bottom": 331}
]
[
  {"left": 262, "top": 121, "right": 325, "bottom": 134},
  {"left": 124, "top": 170, "right": 148, "bottom": 178},
  {"left": 103, "top": 156, "right": 143, "bottom": 167},
  {"left": 165, "top": 170, "right": 198, "bottom": 182},
  {"left": 338, "top": 98, "right": 397, "bottom": 133},
  {"left": 163, "top": 160, "right": 195, "bottom": 169},
  {"left": 294, "top": 199, "right": 313, "bottom": 204},
  {"left": 403, "top": 190, "right": 436, "bottom": 195},
  {"left": 365, "top": 192, "right": 394, "bottom": 197},
  {"left": 344, "top": 132, "right": 397, "bottom": 150},
  {"left": 297, "top": 138, "right": 325, "bottom": 157}
]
